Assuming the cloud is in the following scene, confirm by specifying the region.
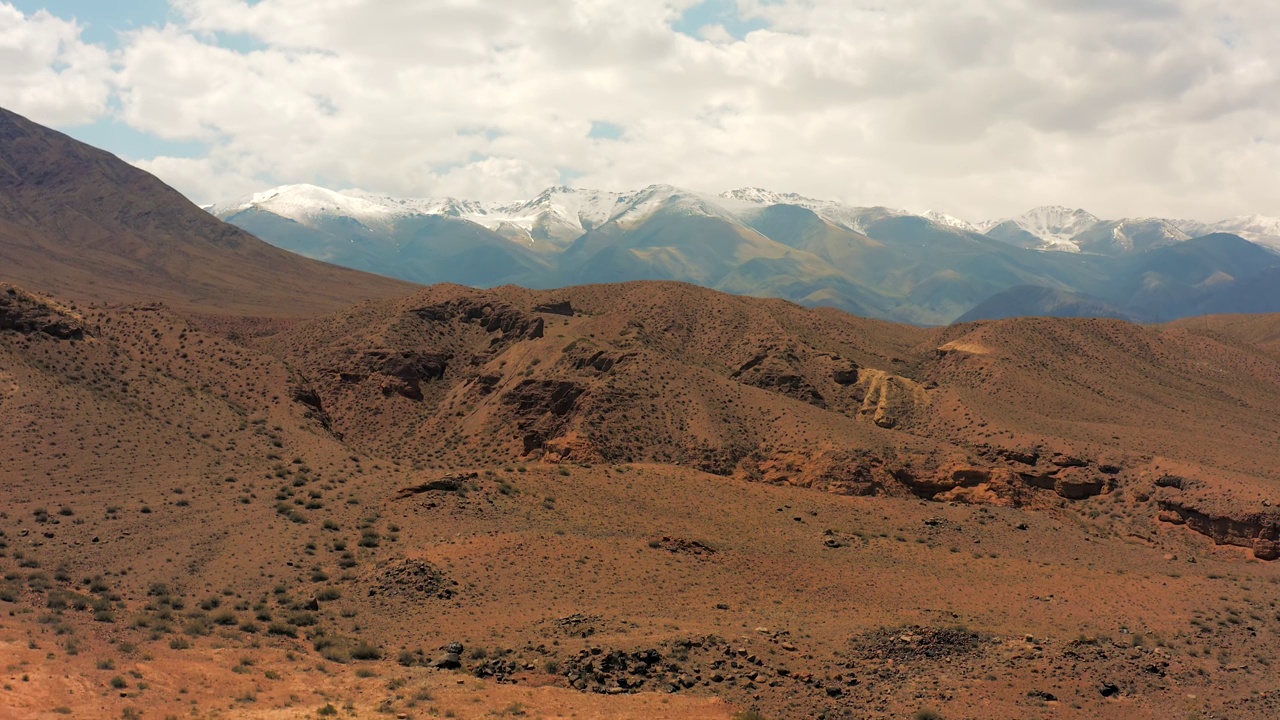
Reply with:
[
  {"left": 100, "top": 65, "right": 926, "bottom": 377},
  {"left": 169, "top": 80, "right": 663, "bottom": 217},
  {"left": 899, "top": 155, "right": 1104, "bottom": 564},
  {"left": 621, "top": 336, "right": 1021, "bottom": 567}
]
[
  {"left": 0, "top": 3, "right": 114, "bottom": 126},
  {"left": 4, "top": 0, "right": 1280, "bottom": 222}
]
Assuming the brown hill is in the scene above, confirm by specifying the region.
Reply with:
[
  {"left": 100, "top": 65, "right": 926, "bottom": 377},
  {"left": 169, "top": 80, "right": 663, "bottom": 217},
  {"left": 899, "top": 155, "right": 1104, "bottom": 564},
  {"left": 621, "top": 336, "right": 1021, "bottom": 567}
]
[
  {"left": 4, "top": 279, "right": 1280, "bottom": 719},
  {"left": 0, "top": 106, "right": 416, "bottom": 315},
  {"left": 1167, "top": 312, "right": 1280, "bottom": 361}
]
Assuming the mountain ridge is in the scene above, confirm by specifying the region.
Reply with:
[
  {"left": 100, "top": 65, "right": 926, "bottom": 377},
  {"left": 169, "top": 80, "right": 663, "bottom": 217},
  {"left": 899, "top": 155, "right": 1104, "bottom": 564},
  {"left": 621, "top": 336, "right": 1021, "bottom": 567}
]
[{"left": 207, "top": 181, "right": 1280, "bottom": 325}]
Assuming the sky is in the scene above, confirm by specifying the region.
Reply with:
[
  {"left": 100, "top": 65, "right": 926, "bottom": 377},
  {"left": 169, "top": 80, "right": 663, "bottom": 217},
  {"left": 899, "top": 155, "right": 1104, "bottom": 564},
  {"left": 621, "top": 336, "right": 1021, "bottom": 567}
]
[{"left": 2, "top": 0, "right": 1280, "bottom": 222}]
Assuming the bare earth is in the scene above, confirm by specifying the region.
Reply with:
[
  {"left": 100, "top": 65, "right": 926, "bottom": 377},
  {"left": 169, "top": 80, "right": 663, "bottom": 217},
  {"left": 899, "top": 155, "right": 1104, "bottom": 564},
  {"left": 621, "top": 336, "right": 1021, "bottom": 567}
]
[{"left": 3, "top": 279, "right": 1280, "bottom": 720}]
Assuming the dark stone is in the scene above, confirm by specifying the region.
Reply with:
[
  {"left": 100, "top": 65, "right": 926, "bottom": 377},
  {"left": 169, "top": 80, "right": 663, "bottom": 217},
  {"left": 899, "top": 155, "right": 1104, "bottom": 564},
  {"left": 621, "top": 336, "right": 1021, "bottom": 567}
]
[{"left": 534, "top": 300, "right": 574, "bottom": 316}]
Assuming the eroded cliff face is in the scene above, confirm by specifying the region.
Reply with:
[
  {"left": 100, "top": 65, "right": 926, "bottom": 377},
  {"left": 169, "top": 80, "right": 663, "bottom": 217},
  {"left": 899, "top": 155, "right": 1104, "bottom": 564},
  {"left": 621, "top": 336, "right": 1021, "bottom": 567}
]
[
  {"left": 0, "top": 285, "right": 87, "bottom": 340},
  {"left": 738, "top": 445, "right": 1120, "bottom": 507},
  {"left": 1158, "top": 498, "right": 1280, "bottom": 560}
]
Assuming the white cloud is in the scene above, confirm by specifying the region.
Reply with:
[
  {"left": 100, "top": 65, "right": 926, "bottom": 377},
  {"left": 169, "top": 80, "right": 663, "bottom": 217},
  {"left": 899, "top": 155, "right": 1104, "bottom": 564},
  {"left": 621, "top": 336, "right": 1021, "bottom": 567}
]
[
  {"left": 0, "top": 3, "right": 113, "bottom": 126},
  {"left": 8, "top": 0, "right": 1280, "bottom": 222}
]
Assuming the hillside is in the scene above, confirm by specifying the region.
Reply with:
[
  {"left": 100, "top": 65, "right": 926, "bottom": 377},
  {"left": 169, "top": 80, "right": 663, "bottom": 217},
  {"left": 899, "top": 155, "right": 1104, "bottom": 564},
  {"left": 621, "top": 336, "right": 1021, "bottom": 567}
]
[
  {"left": 4, "top": 278, "right": 1280, "bottom": 719},
  {"left": 0, "top": 107, "right": 416, "bottom": 315}
]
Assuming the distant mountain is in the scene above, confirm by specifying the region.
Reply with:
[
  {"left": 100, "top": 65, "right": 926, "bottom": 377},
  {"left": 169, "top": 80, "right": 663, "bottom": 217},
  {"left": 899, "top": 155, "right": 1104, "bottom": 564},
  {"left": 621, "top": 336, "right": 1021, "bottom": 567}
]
[
  {"left": 980, "top": 206, "right": 1100, "bottom": 252},
  {"left": 0, "top": 108, "right": 415, "bottom": 315},
  {"left": 1187, "top": 215, "right": 1280, "bottom": 252},
  {"left": 957, "top": 234, "right": 1280, "bottom": 323},
  {"left": 922, "top": 210, "right": 978, "bottom": 232},
  {"left": 1071, "top": 218, "right": 1191, "bottom": 255},
  {"left": 208, "top": 182, "right": 1280, "bottom": 324},
  {"left": 954, "top": 286, "right": 1135, "bottom": 323},
  {"left": 1105, "top": 233, "right": 1280, "bottom": 322}
]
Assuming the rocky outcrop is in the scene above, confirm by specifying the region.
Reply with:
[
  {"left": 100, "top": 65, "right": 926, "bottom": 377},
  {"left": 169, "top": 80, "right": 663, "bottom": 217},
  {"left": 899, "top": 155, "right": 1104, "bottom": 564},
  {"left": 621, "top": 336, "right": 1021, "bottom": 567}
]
[
  {"left": 649, "top": 537, "right": 717, "bottom": 556},
  {"left": 534, "top": 300, "right": 574, "bottom": 316},
  {"left": 987, "top": 445, "right": 1116, "bottom": 500},
  {"left": 367, "top": 559, "right": 457, "bottom": 600},
  {"left": 290, "top": 382, "right": 335, "bottom": 434},
  {"left": 565, "top": 342, "right": 634, "bottom": 373},
  {"left": 414, "top": 298, "right": 544, "bottom": 341},
  {"left": 0, "top": 285, "right": 86, "bottom": 340},
  {"left": 731, "top": 349, "right": 827, "bottom": 408},
  {"left": 365, "top": 350, "right": 449, "bottom": 400},
  {"left": 560, "top": 647, "right": 668, "bottom": 694},
  {"left": 1158, "top": 499, "right": 1280, "bottom": 560},
  {"left": 740, "top": 449, "right": 897, "bottom": 497},
  {"left": 393, "top": 472, "right": 478, "bottom": 500},
  {"left": 502, "top": 380, "right": 586, "bottom": 453},
  {"left": 890, "top": 464, "right": 1031, "bottom": 505},
  {"left": 747, "top": 447, "right": 1118, "bottom": 505},
  {"left": 323, "top": 349, "right": 450, "bottom": 400},
  {"left": 854, "top": 370, "right": 927, "bottom": 429},
  {"left": 832, "top": 364, "right": 859, "bottom": 386},
  {"left": 1053, "top": 471, "right": 1109, "bottom": 500}
]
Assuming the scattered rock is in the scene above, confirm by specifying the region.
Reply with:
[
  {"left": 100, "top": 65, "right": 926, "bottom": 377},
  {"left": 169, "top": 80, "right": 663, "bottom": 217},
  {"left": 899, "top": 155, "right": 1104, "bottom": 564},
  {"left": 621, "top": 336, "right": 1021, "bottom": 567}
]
[
  {"left": 649, "top": 536, "right": 716, "bottom": 556},
  {"left": 393, "top": 473, "right": 478, "bottom": 500},
  {"left": 851, "top": 626, "right": 987, "bottom": 663},
  {"left": 367, "top": 559, "right": 457, "bottom": 600}
]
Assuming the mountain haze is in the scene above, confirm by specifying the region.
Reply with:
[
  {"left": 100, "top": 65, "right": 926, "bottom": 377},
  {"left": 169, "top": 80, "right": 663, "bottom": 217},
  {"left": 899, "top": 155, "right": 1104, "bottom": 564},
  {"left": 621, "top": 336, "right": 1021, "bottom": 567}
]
[{"left": 210, "top": 183, "right": 1280, "bottom": 324}]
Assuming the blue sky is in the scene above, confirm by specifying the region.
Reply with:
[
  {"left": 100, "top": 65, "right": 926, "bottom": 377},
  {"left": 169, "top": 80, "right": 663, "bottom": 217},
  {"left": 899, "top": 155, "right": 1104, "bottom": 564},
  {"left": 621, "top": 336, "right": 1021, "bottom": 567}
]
[
  {"left": 10, "top": 0, "right": 172, "bottom": 47},
  {"left": 674, "top": 0, "right": 769, "bottom": 40}
]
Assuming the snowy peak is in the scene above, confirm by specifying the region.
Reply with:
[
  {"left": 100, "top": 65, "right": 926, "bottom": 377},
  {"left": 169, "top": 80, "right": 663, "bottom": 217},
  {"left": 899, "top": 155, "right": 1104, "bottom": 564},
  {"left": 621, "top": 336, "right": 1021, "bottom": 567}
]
[
  {"left": 720, "top": 187, "right": 913, "bottom": 234},
  {"left": 208, "top": 184, "right": 392, "bottom": 225},
  {"left": 608, "top": 184, "right": 735, "bottom": 225},
  {"left": 1213, "top": 214, "right": 1280, "bottom": 237},
  {"left": 1073, "top": 217, "right": 1190, "bottom": 254},
  {"left": 975, "top": 206, "right": 1101, "bottom": 252},
  {"left": 488, "top": 186, "right": 625, "bottom": 229},
  {"left": 1008, "top": 205, "right": 1100, "bottom": 238},
  {"left": 720, "top": 187, "right": 824, "bottom": 207},
  {"left": 208, "top": 183, "right": 482, "bottom": 229},
  {"left": 922, "top": 210, "right": 977, "bottom": 233}
]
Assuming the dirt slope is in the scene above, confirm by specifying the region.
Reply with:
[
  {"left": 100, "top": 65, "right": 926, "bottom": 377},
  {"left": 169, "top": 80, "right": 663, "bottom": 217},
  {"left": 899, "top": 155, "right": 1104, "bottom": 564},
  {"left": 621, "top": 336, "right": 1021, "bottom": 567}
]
[{"left": 3, "top": 279, "right": 1280, "bottom": 719}]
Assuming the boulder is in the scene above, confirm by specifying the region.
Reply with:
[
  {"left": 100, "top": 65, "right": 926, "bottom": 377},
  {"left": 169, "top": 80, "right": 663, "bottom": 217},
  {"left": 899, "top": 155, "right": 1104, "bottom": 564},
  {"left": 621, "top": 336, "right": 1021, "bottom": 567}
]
[{"left": 433, "top": 652, "right": 462, "bottom": 670}]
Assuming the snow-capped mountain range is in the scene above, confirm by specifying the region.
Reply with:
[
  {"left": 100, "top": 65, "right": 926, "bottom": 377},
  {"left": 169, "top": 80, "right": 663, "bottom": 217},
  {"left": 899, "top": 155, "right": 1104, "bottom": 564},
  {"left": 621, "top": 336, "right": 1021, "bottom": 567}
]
[
  {"left": 207, "top": 183, "right": 1280, "bottom": 254},
  {"left": 205, "top": 182, "right": 1280, "bottom": 326}
]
